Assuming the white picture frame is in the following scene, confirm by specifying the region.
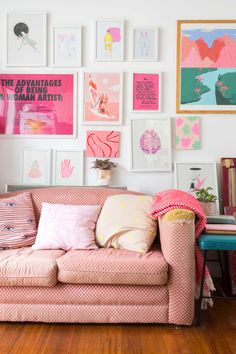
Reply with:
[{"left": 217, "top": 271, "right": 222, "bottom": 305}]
[
  {"left": 130, "top": 117, "right": 172, "bottom": 171},
  {"left": 54, "top": 150, "right": 83, "bottom": 186},
  {"left": 52, "top": 26, "right": 82, "bottom": 67},
  {"left": 131, "top": 27, "right": 158, "bottom": 61},
  {"left": 94, "top": 19, "right": 124, "bottom": 61},
  {"left": 0, "top": 71, "right": 77, "bottom": 138},
  {"left": 174, "top": 161, "right": 219, "bottom": 211},
  {"left": 22, "top": 149, "right": 51, "bottom": 185},
  {"left": 82, "top": 71, "right": 123, "bottom": 125},
  {"left": 131, "top": 72, "right": 161, "bottom": 113},
  {"left": 6, "top": 12, "right": 47, "bottom": 67}
]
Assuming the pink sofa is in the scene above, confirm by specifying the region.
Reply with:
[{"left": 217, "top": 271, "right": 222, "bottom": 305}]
[{"left": 0, "top": 187, "right": 195, "bottom": 325}]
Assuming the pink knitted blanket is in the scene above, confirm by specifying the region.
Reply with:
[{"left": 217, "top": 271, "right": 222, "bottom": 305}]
[{"left": 151, "top": 189, "right": 215, "bottom": 308}]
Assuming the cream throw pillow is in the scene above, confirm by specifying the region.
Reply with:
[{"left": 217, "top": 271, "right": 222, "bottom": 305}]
[{"left": 95, "top": 194, "right": 157, "bottom": 253}]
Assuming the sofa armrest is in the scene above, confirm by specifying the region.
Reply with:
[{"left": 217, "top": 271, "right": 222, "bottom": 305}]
[{"left": 158, "top": 209, "right": 195, "bottom": 325}]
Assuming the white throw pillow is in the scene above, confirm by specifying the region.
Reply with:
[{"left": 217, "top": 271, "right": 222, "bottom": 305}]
[{"left": 32, "top": 203, "right": 101, "bottom": 251}]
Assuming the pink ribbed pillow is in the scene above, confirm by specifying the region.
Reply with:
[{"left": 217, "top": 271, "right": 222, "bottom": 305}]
[
  {"left": 0, "top": 193, "right": 37, "bottom": 250},
  {"left": 32, "top": 203, "right": 101, "bottom": 251}
]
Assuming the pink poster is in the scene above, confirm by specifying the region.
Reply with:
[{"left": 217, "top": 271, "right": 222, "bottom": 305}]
[
  {"left": 86, "top": 130, "right": 120, "bottom": 157},
  {"left": 83, "top": 72, "right": 122, "bottom": 124},
  {"left": 132, "top": 73, "right": 161, "bottom": 111},
  {"left": 0, "top": 73, "right": 75, "bottom": 136}
]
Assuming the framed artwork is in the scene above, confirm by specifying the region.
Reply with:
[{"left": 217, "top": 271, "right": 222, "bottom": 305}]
[
  {"left": 6, "top": 13, "right": 47, "bottom": 66},
  {"left": 54, "top": 150, "right": 83, "bottom": 186},
  {"left": 0, "top": 72, "right": 77, "bottom": 137},
  {"left": 132, "top": 27, "right": 158, "bottom": 61},
  {"left": 52, "top": 26, "right": 81, "bottom": 67},
  {"left": 94, "top": 19, "right": 124, "bottom": 61},
  {"left": 176, "top": 20, "right": 236, "bottom": 114},
  {"left": 22, "top": 149, "right": 51, "bottom": 185},
  {"left": 174, "top": 161, "right": 219, "bottom": 209},
  {"left": 86, "top": 130, "right": 120, "bottom": 157},
  {"left": 175, "top": 116, "right": 200, "bottom": 150},
  {"left": 131, "top": 72, "right": 161, "bottom": 112},
  {"left": 130, "top": 118, "right": 171, "bottom": 171},
  {"left": 83, "top": 71, "right": 123, "bottom": 125}
]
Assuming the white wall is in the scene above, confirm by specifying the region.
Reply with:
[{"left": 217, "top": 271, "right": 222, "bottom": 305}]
[{"left": 0, "top": 0, "right": 236, "bottom": 195}]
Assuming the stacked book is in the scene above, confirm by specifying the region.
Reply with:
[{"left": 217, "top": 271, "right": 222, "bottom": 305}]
[{"left": 205, "top": 215, "right": 236, "bottom": 234}]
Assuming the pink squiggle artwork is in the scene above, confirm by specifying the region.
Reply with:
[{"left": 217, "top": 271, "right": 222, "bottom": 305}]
[{"left": 86, "top": 130, "right": 120, "bottom": 157}]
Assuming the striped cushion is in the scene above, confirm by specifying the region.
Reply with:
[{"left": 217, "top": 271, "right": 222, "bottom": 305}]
[{"left": 0, "top": 193, "right": 37, "bottom": 250}]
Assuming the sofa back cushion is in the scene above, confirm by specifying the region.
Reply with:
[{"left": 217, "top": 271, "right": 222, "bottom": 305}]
[
  {"left": 32, "top": 203, "right": 101, "bottom": 251},
  {"left": 0, "top": 187, "right": 142, "bottom": 222},
  {"left": 96, "top": 194, "right": 157, "bottom": 253},
  {"left": 0, "top": 193, "right": 37, "bottom": 250}
]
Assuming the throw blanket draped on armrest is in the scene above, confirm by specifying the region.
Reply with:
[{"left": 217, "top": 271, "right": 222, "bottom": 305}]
[{"left": 151, "top": 189, "right": 215, "bottom": 309}]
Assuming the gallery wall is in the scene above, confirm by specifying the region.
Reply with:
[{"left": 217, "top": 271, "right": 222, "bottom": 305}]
[{"left": 0, "top": 0, "right": 236, "bottom": 195}]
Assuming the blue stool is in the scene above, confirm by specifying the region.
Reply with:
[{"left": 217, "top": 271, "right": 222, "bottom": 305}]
[{"left": 197, "top": 233, "right": 236, "bottom": 325}]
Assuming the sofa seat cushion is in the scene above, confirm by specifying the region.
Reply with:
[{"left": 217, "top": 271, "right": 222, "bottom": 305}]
[
  {"left": 0, "top": 247, "right": 65, "bottom": 287},
  {"left": 57, "top": 246, "right": 168, "bottom": 286}
]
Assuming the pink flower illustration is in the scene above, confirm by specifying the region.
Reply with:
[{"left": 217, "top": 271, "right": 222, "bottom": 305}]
[{"left": 140, "top": 130, "right": 161, "bottom": 154}]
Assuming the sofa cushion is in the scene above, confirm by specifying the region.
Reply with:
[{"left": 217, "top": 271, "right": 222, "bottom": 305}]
[
  {"left": 95, "top": 194, "right": 157, "bottom": 253},
  {"left": 57, "top": 246, "right": 168, "bottom": 286},
  {"left": 32, "top": 203, "right": 101, "bottom": 251},
  {"left": 0, "top": 247, "right": 65, "bottom": 287},
  {"left": 0, "top": 193, "right": 37, "bottom": 250}
]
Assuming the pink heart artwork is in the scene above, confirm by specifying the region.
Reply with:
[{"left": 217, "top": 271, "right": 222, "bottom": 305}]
[
  {"left": 181, "top": 138, "right": 191, "bottom": 147},
  {"left": 191, "top": 123, "right": 199, "bottom": 135},
  {"left": 176, "top": 118, "right": 184, "bottom": 127}
]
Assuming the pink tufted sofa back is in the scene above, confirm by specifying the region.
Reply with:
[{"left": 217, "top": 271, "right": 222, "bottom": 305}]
[{"left": 1, "top": 187, "right": 143, "bottom": 223}]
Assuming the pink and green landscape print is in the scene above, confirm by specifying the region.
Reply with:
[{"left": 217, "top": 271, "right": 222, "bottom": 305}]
[{"left": 180, "top": 23, "right": 236, "bottom": 110}]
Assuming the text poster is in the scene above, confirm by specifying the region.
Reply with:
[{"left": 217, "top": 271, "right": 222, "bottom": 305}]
[
  {"left": 0, "top": 73, "right": 75, "bottom": 136},
  {"left": 132, "top": 73, "right": 160, "bottom": 111}
]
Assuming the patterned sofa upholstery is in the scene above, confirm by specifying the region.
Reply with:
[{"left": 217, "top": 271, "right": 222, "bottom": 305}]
[{"left": 0, "top": 187, "right": 195, "bottom": 325}]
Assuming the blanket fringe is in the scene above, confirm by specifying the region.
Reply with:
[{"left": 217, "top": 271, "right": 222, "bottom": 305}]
[{"left": 196, "top": 277, "right": 216, "bottom": 309}]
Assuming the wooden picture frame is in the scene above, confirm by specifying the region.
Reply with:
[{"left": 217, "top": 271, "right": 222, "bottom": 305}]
[{"left": 176, "top": 20, "right": 236, "bottom": 114}]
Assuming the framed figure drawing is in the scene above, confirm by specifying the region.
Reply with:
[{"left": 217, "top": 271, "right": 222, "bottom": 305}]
[
  {"left": 94, "top": 19, "right": 124, "bottom": 61},
  {"left": 52, "top": 26, "right": 81, "bottom": 67},
  {"left": 132, "top": 72, "right": 161, "bottom": 112},
  {"left": 132, "top": 27, "right": 158, "bottom": 61},
  {"left": 6, "top": 13, "right": 47, "bottom": 66},
  {"left": 22, "top": 149, "right": 51, "bottom": 185},
  {"left": 176, "top": 20, "right": 236, "bottom": 114},
  {"left": 130, "top": 118, "right": 171, "bottom": 171},
  {"left": 174, "top": 161, "right": 219, "bottom": 211},
  {"left": 54, "top": 150, "right": 83, "bottom": 186},
  {"left": 0, "top": 72, "right": 77, "bottom": 137},
  {"left": 83, "top": 72, "right": 123, "bottom": 125}
]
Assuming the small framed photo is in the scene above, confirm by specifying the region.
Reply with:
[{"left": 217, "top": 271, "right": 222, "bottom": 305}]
[
  {"left": 130, "top": 117, "right": 171, "bottom": 171},
  {"left": 86, "top": 130, "right": 120, "bottom": 157},
  {"left": 83, "top": 71, "right": 123, "bottom": 125},
  {"left": 131, "top": 72, "right": 161, "bottom": 112},
  {"left": 54, "top": 150, "right": 83, "bottom": 186},
  {"left": 22, "top": 149, "right": 51, "bottom": 185},
  {"left": 6, "top": 12, "right": 47, "bottom": 66},
  {"left": 94, "top": 19, "right": 124, "bottom": 61},
  {"left": 132, "top": 27, "right": 158, "bottom": 61},
  {"left": 174, "top": 161, "right": 219, "bottom": 210},
  {"left": 52, "top": 26, "right": 81, "bottom": 67}
]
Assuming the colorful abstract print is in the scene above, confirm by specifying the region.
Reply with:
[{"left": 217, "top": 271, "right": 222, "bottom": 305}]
[
  {"left": 181, "top": 28, "right": 236, "bottom": 106},
  {"left": 86, "top": 130, "right": 120, "bottom": 157}
]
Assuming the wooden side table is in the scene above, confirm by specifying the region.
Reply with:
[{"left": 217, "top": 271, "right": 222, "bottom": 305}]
[{"left": 197, "top": 233, "right": 236, "bottom": 325}]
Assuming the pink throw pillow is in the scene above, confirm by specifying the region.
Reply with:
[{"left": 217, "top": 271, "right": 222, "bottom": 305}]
[
  {"left": 0, "top": 193, "right": 37, "bottom": 250},
  {"left": 32, "top": 203, "right": 101, "bottom": 251}
]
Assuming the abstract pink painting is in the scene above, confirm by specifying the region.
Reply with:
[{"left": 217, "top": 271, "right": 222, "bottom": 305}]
[
  {"left": 175, "top": 116, "right": 200, "bottom": 150},
  {"left": 83, "top": 72, "right": 122, "bottom": 124},
  {"left": 86, "top": 130, "right": 120, "bottom": 157}
]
